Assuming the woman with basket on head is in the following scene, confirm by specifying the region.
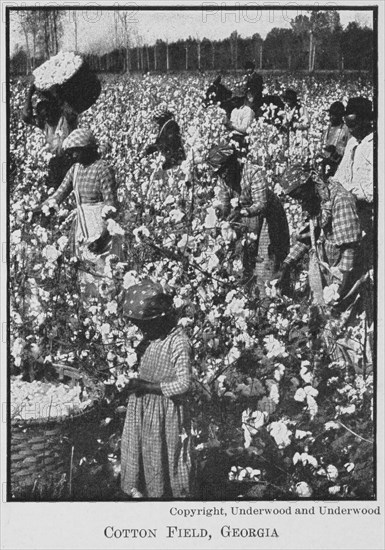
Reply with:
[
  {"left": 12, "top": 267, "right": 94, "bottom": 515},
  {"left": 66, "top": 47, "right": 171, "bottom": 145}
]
[
  {"left": 120, "top": 280, "right": 195, "bottom": 499},
  {"left": 32, "top": 128, "right": 122, "bottom": 297},
  {"left": 21, "top": 52, "right": 101, "bottom": 191},
  {"left": 22, "top": 83, "right": 78, "bottom": 190}
]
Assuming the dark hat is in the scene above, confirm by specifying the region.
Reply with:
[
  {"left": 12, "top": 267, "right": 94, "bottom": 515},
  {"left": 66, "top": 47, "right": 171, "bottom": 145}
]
[
  {"left": 345, "top": 97, "right": 373, "bottom": 120},
  {"left": 245, "top": 61, "right": 255, "bottom": 71},
  {"left": 280, "top": 163, "right": 313, "bottom": 195},
  {"left": 283, "top": 88, "right": 298, "bottom": 102},
  {"left": 122, "top": 279, "right": 173, "bottom": 321},
  {"left": 327, "top": 101, "right": 345, "bottom": 116},
  {"left": 207, "top": 143, "right": 234, "bottom": 171}
]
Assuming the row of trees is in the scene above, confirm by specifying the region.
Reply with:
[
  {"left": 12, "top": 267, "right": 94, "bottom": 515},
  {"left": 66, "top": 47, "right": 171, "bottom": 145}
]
[
  {"left": 83, "top": 35, "right": 263, "bottom": 74},
  {"left": 10, "top": 10, "right": 374, "bottom": 75},
  {"left": 15, "top": 10, "right": 64, "bottom": 74}
]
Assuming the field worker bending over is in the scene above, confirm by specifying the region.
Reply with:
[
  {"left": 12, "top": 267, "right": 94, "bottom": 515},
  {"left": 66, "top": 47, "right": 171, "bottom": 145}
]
[
  {"left": 207, "top": 147, "right": 290, "bottom": 298},
  {"left": 274, "top": 164, "right": 361, "bottom": 304},
  {"left": 144, "top": 103, "right": 186, "bottom": 170}
]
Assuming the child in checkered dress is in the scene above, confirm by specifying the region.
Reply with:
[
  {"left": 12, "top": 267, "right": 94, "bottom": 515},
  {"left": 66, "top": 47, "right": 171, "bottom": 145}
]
[{"left": 120, "top": 280, "right": 194, "bottom": 498}]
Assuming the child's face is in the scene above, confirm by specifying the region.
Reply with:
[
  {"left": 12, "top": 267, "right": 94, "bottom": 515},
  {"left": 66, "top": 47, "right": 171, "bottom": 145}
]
[
  {"left": 67, "top": 147, "right": 83, "bottom": 163},
  {"left": 133, "top": 314, "right": 174, "bottom": 340}
]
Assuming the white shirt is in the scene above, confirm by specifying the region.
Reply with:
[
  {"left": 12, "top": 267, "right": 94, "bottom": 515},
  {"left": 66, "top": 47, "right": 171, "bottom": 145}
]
[
  {"left": 230, "top": 105, "right": 254, "bottom": 135},
  {"left": 332, "top": 133, "right": 373, "bottom": 202}
]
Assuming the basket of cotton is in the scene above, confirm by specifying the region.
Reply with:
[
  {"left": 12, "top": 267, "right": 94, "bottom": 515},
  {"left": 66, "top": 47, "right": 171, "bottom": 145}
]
[
  {"left": 10, "top": 365, "right": 104, "bottom": 498},
  {"left": 33, "top": 51, "right": 101, "bottom": 113}
]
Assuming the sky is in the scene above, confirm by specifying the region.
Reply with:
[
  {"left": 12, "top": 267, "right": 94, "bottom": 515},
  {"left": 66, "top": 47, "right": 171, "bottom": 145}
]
[{"left": 9, "top": 7, "right": 374, "bottom": 55}]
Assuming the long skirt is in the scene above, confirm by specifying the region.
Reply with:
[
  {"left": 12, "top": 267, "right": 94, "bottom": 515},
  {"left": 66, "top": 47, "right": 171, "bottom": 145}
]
[
  {"left": 120, "top": 393, "right": 193, "bottom": 498},
  {"left": 253, "top": 217, "right": 278, "bottom": 297},
  {"left": 70, "top": 203, "right": 122, "bottom": 299},
  {"left": 243, "top": 205, "right": 290, "bottom": 298}
]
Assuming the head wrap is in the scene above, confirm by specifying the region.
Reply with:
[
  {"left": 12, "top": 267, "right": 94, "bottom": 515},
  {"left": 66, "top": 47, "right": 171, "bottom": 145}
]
[
  {"left": 153, "top": 102, "right": 171, "bottom": 120},
  {"left": 206, "top": 143, "right": 235, "bottom": 171},
  {"left": 62, "top": 128, "right": 97, "bottom": 150},
  {"left": 280, "top": 163, "right": 313, "bottom": 195},
  {"left": 122, "top": 279, "right": 174, "bottom": 321}
]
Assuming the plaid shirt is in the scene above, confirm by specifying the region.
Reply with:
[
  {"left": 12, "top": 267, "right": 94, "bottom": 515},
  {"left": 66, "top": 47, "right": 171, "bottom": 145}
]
[
  {"left": 285, "top": 181, "right": 361, "bottom": 273},
  {"left": 218, "top": 163, "right": 290, "bottom": 268},
  {"left": 47, "top": 159, "right": 117, "bottom": 206},
  {"left": 139, "top": 326, "right": 192, "bottom": 398},
  {"left": 218, "top": 162, "right": 267, "bottom": 214}
]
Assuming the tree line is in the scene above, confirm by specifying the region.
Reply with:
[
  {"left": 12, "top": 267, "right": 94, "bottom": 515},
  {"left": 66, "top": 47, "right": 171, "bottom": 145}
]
[{"left": 10, "top": 10, "right": 374, "bottom": 75}]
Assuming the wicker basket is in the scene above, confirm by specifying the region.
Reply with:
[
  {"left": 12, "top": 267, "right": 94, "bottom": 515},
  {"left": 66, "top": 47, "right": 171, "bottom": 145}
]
[
  {"left": 59, "top": 62, "right": 101, "bottom": 114},
  {"left": 38, "top": 60, "right": 101, "bottom": 114},
  {"left": 10, "top": 365, "right": 104, "bottom": 498}
]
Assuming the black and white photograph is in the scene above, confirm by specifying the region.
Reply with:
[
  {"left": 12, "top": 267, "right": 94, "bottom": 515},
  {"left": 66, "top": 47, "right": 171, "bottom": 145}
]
[{"left": 1, "top": 1, "right": 384, "bottom": 548}]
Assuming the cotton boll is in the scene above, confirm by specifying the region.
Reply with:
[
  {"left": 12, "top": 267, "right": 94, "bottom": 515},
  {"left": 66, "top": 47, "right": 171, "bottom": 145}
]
[
  {"left": 326, "top": 464, "right": 339, "bottom": 481},
  {"left": 295, "top": 481, "right": 313, "bottom": 498}
]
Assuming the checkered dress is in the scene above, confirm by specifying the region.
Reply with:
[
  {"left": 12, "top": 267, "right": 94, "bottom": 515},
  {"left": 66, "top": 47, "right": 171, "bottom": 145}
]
[
  {"left": 218, "top": 164, "right": 290, "bottom": 294},
  {"left": 43, "top": 159, "right": 120, "bottom": 290},
  {"left": 120, "top": 326, "right": 194, "bottom": 498},
  {"left": 285, "top": 181, "right": 361, "bottom": 274},
  {"left": 48, "top": 159, "right": 117, "bottom": 206}
]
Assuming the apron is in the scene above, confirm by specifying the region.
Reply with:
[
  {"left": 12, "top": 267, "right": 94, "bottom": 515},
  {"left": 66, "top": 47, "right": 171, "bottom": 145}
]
[
  {"left": 73, "top": 164, "right": 106, "bottom": 267},
  {"left": 72, "top": 165, "right": 120, "bottom": 299}
]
